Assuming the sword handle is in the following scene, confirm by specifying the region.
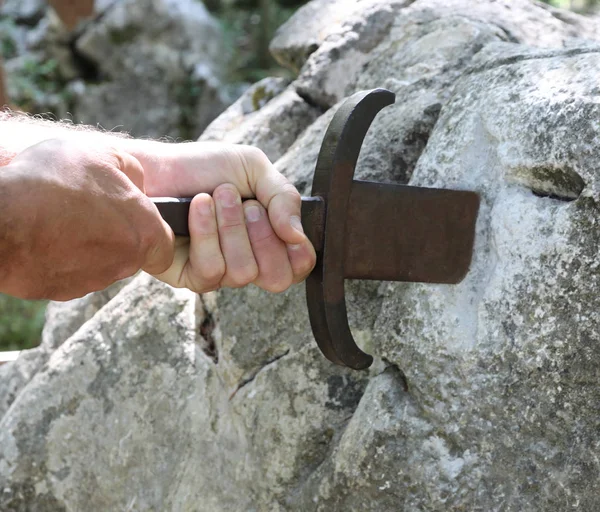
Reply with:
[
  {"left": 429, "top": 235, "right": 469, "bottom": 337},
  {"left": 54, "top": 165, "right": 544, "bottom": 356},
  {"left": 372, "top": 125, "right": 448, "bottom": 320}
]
[
  {"left": 152, "top": 197, "right": 192, "bottom": 237},
  {"left": 152, "top": 197, "right": 325, "bottom": 252}
]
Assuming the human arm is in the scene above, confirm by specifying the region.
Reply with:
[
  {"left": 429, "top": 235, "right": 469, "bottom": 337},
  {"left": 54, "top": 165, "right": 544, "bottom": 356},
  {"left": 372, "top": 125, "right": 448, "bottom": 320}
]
[{"left": 0, "top": 114, "right": 315, "bottom": 299}]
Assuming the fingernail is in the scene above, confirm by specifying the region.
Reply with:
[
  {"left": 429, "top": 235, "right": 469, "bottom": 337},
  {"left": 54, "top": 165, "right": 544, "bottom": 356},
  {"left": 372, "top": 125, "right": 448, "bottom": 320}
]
[
  {"left": 245, "top": 205, "right": 261, "bottom": 223},
  {"left": 217, "top": 188, "right": 238, "bottom": 208},
  {"left": 290, "top": 215, "right": 304, "bottom": 234},
  {"left": 288, "top": 244, "right": 302, "bottom": 251}
]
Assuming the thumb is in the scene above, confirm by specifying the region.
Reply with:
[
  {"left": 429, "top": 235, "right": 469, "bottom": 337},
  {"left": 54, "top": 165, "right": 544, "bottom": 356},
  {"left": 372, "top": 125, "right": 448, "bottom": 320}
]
[
  {"left": 112, "top": 148, "right": 146, "bottom": 193},
  {"left": 140, "top": 200, "right": 176, "bottom": 275}
]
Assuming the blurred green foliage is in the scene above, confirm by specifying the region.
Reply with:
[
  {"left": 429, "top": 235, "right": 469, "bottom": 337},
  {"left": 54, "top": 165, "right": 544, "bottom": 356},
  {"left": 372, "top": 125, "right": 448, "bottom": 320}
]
[
  {"left": 208, "top": 0, "right": 305, "bottom": 82},
  {"left": 0, "top": 295, "right": 46, "bottom": 351}
]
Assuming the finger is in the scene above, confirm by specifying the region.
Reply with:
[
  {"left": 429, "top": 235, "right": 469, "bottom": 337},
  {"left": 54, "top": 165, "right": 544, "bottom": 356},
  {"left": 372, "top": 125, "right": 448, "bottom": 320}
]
[
  {"left": 140, "top": 197, "right": 176, "bottom": 275},
  {"left": 287, "top": 239, "right": 317, "bottom": 284},
  {"left": 243, "top": 200, "right": 293, "bottom": 293},
  {"left": 214, "top": 184, "right": 258, "bottom": 288},
  {"left": 151, "top": 237, "right": 190, "bottom": 286},
  {"left": 183, "top": 193, "right": 225, "bottom": 292},
  {"left": 113, "top": 149, "right": 146, "bottom": 193},
  {"left": 235, "top": 146, "right": 306, "bottom": 245}
]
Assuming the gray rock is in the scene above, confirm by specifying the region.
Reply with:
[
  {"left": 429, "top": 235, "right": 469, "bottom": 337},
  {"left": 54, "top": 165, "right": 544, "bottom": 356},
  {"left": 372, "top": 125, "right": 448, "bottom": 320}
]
[
  {"left": 293, "top": 0, "right": 600, "bottom": 108},
  {"left": 0, "top": 275, "right": 369, "bottom": 511},
  {"left": 200, "top": 82, "right": 321, "bottom": 162},
  {"left": 269, "top": 0, "right": 366, "bottom": 72},
  {"left": 2, "top": 0, "right": 235, "bottom": 136},
  {"left": 5, "top": 1, "right": 600, "bottom": 511},
  {"left": 201, "top": 77, "right": 289, "bottom": 140},
  {"left": 71, "top": 0, "right": 232, "bottom": 139},
  {"left": 0, "top": 279, "right": 132, "bottom": 420}
]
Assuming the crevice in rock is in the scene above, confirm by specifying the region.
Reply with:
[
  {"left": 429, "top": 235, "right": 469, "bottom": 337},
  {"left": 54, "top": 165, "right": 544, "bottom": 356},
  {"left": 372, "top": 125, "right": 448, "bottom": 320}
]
[
  {"left": 294, "top": 86, "right": 327, "bottom": 113},
  {"left": 229, "top": 349, "right": 291, "bottom": 400},
  {"left": 197, "top": 298, "right": 218, "bottom": 364},
  {"left": 391, "top": 103, "right": 442, "bottom": 183},
  {"left": 465, "top": 46, "right": 600, "bottom": 77},
  {"left": 509, "top": 164, "right": 585, "bottom": 202},
  {"left": 531, "top": 190, "right": 581, "bottom": 202},
  {"left": 381, "top": 359, "right": 409, "bottom": 392},
  {"left": 489, "top": 22, "right": 520, "bottom": 44}
]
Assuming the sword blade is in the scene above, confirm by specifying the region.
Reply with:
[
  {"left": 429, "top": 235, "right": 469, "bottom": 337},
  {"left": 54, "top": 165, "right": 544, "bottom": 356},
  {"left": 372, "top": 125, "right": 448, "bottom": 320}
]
[{"left": 343, "top": 181, "right": 479, "bottom": 283}]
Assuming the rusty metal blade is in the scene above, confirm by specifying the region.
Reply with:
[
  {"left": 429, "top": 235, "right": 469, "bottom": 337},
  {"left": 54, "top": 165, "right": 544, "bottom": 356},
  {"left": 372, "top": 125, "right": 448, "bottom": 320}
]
[{"left": 344, "top": 180, "right": 479, "bottom": 283}]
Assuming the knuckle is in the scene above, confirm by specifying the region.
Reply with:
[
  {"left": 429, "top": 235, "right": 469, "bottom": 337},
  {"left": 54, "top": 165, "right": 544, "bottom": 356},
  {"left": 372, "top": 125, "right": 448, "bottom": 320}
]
[
  {"left": 294, "top": 255, "right": 316, "bottom": 278},
  {"left": 110, "top": 148, "right": 127, "bottom": 173},
  {"left": 218, "top": 220, "right": 246, "bottom": 233},
  {"left": 282, "top": 180, "right": 301, "bottom": 199},
  {"left": 227, "top": 264, "right": 259, "bottom": 288},
  {"left": 264, "top": 277, "right": 293, "bottom": 294},
  {"left": 199, "top": 259, "right": 226, "bottom": 286},
  {"left": 242, "top": 145, "right": 269, "bottom": 166},
  {"left": 140, "top": 224, "right": 170, "bottom": 271},
  {"left": 238, "top": 145, "right": 270, "bottom": 178}
]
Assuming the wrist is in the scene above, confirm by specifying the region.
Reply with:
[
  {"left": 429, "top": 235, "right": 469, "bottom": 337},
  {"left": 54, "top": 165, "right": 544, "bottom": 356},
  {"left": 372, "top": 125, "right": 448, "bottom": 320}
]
[{"left": 120, "top": 139, "right": 173, "bottom": 197}]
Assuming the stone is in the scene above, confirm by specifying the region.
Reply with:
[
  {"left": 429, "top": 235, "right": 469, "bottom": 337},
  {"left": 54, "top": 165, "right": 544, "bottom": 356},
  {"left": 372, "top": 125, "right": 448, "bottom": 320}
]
[
  {"left": 71, "top": 0, "right": 232, "bottom": 139},
  {"left": 269, "top": 0, "right": 365, "bottom": 72},
  {"left": 2, "top": 0, "right": 236, "bottom": 136},
  {"left": 5, "top": 1, "right": 600, "bottom": 510},
  {"left": 200, "top": 81, "right": 322, "bottom": 162},
  {"left": 201, "top": 77, "right": 290, "bottom": 141},
  {"left": 293, "top": 0, "right": 600, "bottom": 108},
  {"left": 0, "top": 279, "right": 132, "bottom": 420}
]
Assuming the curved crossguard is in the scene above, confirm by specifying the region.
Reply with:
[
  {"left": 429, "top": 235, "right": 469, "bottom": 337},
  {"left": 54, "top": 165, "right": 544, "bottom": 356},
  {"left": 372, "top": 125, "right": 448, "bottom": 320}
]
[
  {"left": 302, "top": 89, "right": 396, "bottom": 369},
  {"left": 153, "top": 88, "right": 480, "bottom": 371}
]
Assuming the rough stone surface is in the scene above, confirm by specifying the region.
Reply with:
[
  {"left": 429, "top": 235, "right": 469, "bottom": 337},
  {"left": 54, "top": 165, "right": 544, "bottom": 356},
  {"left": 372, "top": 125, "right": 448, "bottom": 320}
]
[
  {"left": 4, "top": 1, "right": 600, "bottom": 511},
  {"left": 0, "top": 279, "right": 131, "bottom": 420},
  {"left": 200, "top": 81, "right": 321, "bottom": 162},
  {"left": 293, "top": 0, "right": 600, "bottom": 108},
  {"left": 269, "top": 0, "right": 366, "bottom": 72}
]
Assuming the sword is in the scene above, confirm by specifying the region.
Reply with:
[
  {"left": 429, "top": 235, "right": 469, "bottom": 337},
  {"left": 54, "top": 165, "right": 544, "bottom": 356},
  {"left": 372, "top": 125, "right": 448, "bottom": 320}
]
[{"left": 153, "top": 88, "right": 479, "bottom": 370}]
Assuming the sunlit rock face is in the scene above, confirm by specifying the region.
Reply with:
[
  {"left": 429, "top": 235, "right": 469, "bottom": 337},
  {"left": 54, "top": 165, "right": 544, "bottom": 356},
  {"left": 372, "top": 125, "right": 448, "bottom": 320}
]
[{"left": 4, "top": 1, "right": 600, "bottom": 510}]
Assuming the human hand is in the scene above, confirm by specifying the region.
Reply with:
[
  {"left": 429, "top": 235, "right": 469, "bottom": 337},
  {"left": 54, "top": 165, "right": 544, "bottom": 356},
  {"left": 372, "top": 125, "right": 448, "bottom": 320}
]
[
  {"left": 0, "top": 138, "right": 174, "bottom": 300},
  {"left": 130, "top": 141, "right": 316, "bottom": 293}
]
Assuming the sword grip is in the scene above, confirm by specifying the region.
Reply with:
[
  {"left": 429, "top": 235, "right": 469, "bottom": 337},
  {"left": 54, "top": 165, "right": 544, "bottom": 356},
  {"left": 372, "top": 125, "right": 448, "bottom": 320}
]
[
  {"left": 152, "top": 197, "right": 325, "bottom": 250},
  {"left": 152, "top": 197, "right": 192, "bottom": 236}
]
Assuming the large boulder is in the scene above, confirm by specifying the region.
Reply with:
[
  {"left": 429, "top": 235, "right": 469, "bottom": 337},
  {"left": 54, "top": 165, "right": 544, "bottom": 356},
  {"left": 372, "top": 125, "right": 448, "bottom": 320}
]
[{"left": 4, "top": 0, "right": 600, "bottom": 510}]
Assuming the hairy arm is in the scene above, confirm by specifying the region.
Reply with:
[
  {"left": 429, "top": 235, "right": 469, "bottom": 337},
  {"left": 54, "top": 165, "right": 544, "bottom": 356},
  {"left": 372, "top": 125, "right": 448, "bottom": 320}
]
[
  {"left": 0, "top": 112, "right": 156, "bottom": 169},
  {"left": 0, "top": 113, "right": 315, "bottom": 299}
]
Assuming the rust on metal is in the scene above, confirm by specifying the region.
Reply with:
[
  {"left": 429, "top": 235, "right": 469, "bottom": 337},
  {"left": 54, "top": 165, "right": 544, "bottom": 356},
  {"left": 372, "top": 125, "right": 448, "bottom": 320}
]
[
  {"left": 151, "top": 88, "right": 480, "bottom": 371},
  {"left": 344, "top": 181, "right": 479, "bottom": 283}
]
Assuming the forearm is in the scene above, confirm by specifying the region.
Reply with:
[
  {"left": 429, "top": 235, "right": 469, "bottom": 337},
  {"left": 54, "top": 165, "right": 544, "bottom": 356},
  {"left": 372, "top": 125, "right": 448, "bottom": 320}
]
[
  {"left": 0, "top": 112, "right": 168, "bottom": 187},
  {"left": 0, "top": 112, "right": 109, "bottom": 165}
]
